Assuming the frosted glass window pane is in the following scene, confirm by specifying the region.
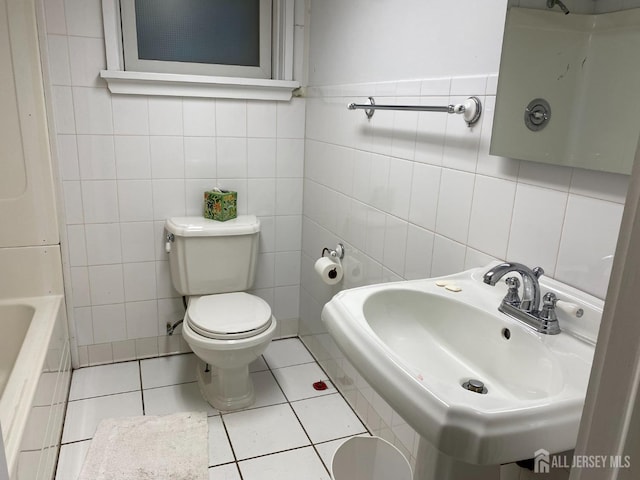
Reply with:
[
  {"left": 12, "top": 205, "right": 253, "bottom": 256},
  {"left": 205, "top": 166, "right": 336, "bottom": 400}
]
[{"left": 134, "top": 0, "right": 261, "bottom": 67}]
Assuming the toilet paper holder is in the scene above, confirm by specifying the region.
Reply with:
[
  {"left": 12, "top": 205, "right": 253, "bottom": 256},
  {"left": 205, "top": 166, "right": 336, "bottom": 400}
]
[{"left": 322, "top": 243, "right": 345, "bottom": 260}]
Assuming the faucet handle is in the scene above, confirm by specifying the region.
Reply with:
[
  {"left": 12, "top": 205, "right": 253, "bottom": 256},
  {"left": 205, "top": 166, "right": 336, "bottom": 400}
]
[
  {"left": 539, "top": 292, "right": 558, "bottom": 320},
  {"left": 503, "top": 277, "right": 521, "bottom": 306},
  {"left": 533, "top": 266, "right": 544, "bottom": 279},
  {"left": 538, "top": 292, "right": 561, "bottom": 334}
]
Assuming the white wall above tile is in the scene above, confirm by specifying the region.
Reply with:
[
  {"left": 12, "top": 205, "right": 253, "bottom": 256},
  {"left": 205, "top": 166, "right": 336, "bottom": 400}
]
[{"left": 307, "top": 0, "right": 508, "bottom": 85}]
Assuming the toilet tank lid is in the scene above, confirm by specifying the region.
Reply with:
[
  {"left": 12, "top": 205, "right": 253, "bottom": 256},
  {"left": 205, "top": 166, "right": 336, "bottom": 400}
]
[{"left": 166, "top": 216, "right": 260, "bottom": 237}]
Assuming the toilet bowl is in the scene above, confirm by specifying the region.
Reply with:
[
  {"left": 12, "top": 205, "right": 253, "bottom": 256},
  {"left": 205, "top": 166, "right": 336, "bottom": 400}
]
[
  {"left": 164, "top": 215, "right": 277, "bottom": 411},
  {"left": 181, "top": 292, "right": 277, "bottom": 410}
]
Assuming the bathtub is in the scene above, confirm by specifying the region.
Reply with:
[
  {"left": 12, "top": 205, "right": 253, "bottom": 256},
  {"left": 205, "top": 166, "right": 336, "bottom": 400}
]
[{"left": 0, "top": 296, "right": 71, "bottom": 480}]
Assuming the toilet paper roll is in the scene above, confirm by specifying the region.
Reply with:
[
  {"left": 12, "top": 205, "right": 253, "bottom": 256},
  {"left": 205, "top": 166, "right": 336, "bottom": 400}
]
[{"left": 314, "top": 257, "right": 343, "bottom": 285}]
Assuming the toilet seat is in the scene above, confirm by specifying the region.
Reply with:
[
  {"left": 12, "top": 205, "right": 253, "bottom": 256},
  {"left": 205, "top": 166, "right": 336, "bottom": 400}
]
[{"left": 186, "top": 292, "right": 272, "bottom": 340}]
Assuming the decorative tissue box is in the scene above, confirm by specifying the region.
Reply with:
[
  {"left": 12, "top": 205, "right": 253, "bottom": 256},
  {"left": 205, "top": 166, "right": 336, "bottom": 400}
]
[{"left": 203, "top": 189, "right": 237, "bottom": 221}]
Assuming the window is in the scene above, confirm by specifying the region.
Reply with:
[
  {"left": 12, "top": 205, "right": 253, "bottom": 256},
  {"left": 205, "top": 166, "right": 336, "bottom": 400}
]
[
  {"left": 120, "top": 0, "right": 272, "bottom": 79},
  {"left": 100, "top": 0, "right": 299, "bottom": 100}
]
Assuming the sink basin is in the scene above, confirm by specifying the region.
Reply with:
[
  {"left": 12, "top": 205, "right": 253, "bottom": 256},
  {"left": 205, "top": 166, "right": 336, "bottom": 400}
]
[
  {"left": 364, "top": 289, "right": 567, "bottom": 401},
  {"left": 321, "top": 265, "right": 600, "bottom": 465}
]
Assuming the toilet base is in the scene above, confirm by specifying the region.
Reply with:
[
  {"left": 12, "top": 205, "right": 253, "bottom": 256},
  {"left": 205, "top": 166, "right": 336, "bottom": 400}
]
[{"left": 196, "top": 360, "right": 255, "bottom": 411}]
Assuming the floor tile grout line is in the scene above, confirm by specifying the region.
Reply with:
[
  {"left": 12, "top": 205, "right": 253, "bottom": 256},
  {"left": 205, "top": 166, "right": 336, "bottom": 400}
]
[
  {"left": 262, "top": 337, "right": 318, "bottom": 371},
  {"left": 138, "top": 360, "right": 146, "bottom": 415},
  {"left": 75, "top": 350, "right": 194, "bottom": 372},
  {"left": 208, "top": 460, "right": 236, "bottom": 469},
  {"left": 287, "top": 338, "right": 375, "bottom": 474},
  {"left": 234, "top": 462, "right": 244, "bottom": 479},
  {"left": 217, "top": 357, "right": 301, "bottom": 478},
  {"left": 266, "top": 365, "right": 289, "bottom": 402},
  {"left": 207, "top": 461, "right": 244, "bottom": 479},
  {"left": 263, "top": 356, "right": 295, "bottom": 404},
  {"left": 69, "top": 356, "right": 172, "bottom": 403},
  {"left": 212, "top": 440, "right": 350, "bottom": 480},
  {"left": 262, "top": 357, "right": 317, "bottom": 372},
  {"left": 265, "top": 358, "right": 331, "bottom": 476},
  {"left": 266, "top": 358, "right": 338, "bottom": 403},
  {"left": 297, "top": 336, "right": 372, "bottom": 435},
  {"left": 287, "top": 390, "right": 336, "bottom": 404},
  {"left": 219, "top": 412, "right": 239, "bottom": 463},
  {"left": 220, "top": 401, "right": 307, "bottom": 461},
  {"left": 220, "top": 398, "right": 290, "bottom": 416},
  {"left": 142, "top": 379, "right": 201, "bottom": 392},
  {"left": 312, "top": 432, "right": 372, "bottom": 473},
  {"left": 60, "top": 438, "right": 92, "bottom": 447},
  {"left": 313, "top": 432, "right": 372, "bottom": 447},
  {"left": 289, "top": 402, "right": 317, "bottom": 453},
  {"left": 68, "top": 387, "right": 141, "bottom": 404},
  {"left": 282, "top": 386, "right": 331, "bottom": 476},
  {"left": 265, "top": 359, "right": 317, "bottom": 371},
  {"left": 286, "top": 391, "right": 370, "bottom": 473},
  {"left": 218, "top": 415, "right": 245, "bottom": 480},
  {"left": 222, "top": 360, "right": 329, "bottom": 474},
  {"left": 233, "top": 444, "right": 319, "bottom": 464}
]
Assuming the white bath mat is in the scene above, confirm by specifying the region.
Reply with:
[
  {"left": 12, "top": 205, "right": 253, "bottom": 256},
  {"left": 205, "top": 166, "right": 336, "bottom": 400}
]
[{"left": 78, "top": 412, "right": 208, "bottom": 480}]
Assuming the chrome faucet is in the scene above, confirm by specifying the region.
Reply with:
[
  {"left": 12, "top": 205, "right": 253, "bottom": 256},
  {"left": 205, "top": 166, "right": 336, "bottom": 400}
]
[{"left": 483, "top": 262, "right": 560, "bottom": 335}]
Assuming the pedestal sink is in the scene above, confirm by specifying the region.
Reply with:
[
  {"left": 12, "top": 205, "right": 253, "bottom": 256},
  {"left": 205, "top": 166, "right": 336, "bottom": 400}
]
[{"left": 321, "top": 264, "right": 601, "bottom": 479}]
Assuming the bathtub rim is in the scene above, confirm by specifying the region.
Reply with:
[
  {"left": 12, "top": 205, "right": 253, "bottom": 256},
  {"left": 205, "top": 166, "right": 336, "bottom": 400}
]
[{"left": 0, "top": 295, "right": 64, "bottom": 476}]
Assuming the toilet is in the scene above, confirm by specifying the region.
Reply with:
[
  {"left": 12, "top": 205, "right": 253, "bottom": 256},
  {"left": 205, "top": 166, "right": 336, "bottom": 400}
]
[{"left": 164, "top": 215, "right": 276, "bottom": 410}]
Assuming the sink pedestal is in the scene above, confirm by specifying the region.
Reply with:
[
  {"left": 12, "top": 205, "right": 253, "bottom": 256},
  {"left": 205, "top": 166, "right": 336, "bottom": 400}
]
[{"left": 414, "top": 437, "right": 499, "bottom": 480}]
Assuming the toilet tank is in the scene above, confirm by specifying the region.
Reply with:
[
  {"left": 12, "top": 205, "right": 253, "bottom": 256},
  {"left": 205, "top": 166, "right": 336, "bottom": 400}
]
[{"left": 165, "top": 216, "right": 260, "bottom": 296}]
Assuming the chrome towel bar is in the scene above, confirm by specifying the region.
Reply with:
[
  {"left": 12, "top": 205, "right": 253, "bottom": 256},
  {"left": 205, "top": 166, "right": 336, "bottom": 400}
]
[{"left": 347, "top": 96, "right": 482, "bottom": 127}]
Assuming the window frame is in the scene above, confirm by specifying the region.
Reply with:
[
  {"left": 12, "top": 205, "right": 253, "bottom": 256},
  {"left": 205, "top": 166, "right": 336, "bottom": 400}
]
[
  {"left": 119, "top": 0, "right": 273, "bottom": 79},
  {"left": 100, "top": 0, "right": 299, "bottom": 100}
]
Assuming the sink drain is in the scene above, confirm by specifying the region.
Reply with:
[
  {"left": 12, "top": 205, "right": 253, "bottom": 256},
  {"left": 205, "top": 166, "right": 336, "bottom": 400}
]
[{"left": 462, "top": 379, "right": 488, "bottom": 394}]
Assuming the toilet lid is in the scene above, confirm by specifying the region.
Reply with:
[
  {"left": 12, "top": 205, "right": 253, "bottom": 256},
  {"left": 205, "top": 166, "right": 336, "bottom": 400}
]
[{"left": 187, "top": 293, "right": 272, "bottom": 340}]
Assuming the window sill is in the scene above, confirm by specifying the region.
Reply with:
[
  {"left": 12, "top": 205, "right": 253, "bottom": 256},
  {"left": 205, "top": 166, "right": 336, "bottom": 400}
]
[{"left": 100, "top": 70, "right": 301, "bottom": 101}]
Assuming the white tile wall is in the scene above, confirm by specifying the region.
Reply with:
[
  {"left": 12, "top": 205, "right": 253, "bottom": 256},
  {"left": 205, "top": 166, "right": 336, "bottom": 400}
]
[
  {"left": 68, "top": 36, "right": 106, "bottom": 87},
  {"left": 52, "top": 87, "right": 76, "bottom": 134},
  {"left": 44, "top": 0, "right": 67, "bottom": 35},
  {"left": 72, "top": 87, "right": 113, "bottom": 134},
  {"left": 77, "top": 135, "right": 115, "bottom": 179},
  {"left": 434, "top": 168, "right": 475, "bottom": 243},
  {"left": 88, "top": 265, "right": 124, "bottom": 305},
  {"left": 299, "top": 76, "right": 628, "bottom": 472},
  {"left": 112, "top": 96, "right": 150, "bottom": 135},
  {"left": 47, "top": 34, "right": 71, "bottom": 85},
  {"left": 63, "top": 0, "right": 104, "bottom": 38},
  {"left": 506, "top": 184, "right": 568, "bottom": 277},
  {"left": 148, "top": 97, "right": 183, "bottom": 136},
  {"left": 114, "top": 136, "right": 151, "bottom": 178},
  {"left": 41, "top": 2, "right": 305, "bottom": 364},
  {"left": 467, "top": 175, "right": 516, "bottom": 259}
]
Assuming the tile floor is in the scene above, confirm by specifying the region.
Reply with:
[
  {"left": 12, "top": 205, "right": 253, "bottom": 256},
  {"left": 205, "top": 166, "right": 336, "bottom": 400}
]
[{"left": 55, "top": 338, "right": 369, "bottom": 480}]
